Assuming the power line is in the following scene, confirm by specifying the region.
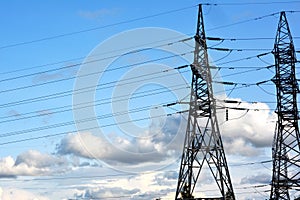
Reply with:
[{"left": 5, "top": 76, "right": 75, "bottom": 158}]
[
  {"left": 2, "top": 161, "right": 272, "bottom": 182},
  {"left": 202, "top": 1, "right": 300, "bottom": 6},
  {"left": 0, "top": 68, "right": 190, "bottom": 109},
  {"left": 1, "top": 72, "right": 278, "bottom": 144},
  {"left": 0, "top": 97, "right": 184, "bottom": 139},
  {"left": 215, "top": 52, "right": 271, "bottom": 65},
  {"left": 229, "top": 160, "right": 272, "bottom": 167},
  {"left": 0, "top": 62, "right": 274, "bottom": 110},
  {"left": 0, "top": 84, "right": 187, "bottom": 119},
  {"left": 206, "top": 12, "right": 280, "bottom": 32},
  {"left": 218, "top": 105, "right": 275, "bottom": 112},
  {"left": 209, "top": 47, "right": 272, "bottom": 51},
  {"left": 215, "top": 84, "right": 277, "bottom": 103},
  {"left": 0, "top": 53, "right": 191, "bottom": 94},
  {"left": 0, "top": 52, "right": 273, "bottom": 104},
  {"left": 0, "top": 110, "right": 186, "bottom": 146},
  {"left": 203, "top": 1, "right": 300, "bottom": 6},
  {"left": 0, "top": 85, "right": 188, "bottom": 124},
  {"left": 0, "top": 33, "right": 292, "bottom": 78},
  {"left": 0, "top": 37, "right": 193, "bottom": 83},
  {"left": 212, "top": 65, "right": 274, "bottom": 69},
  {"left": 0, "top": 48, "right": 272, "bottom": 91},
  {"left": 221, "top": 65, "right": 274, "bottom": 78},
  {"left": 207, "top": 10, "right": 300, "bottom": 32},
  {"left": 216, "top": 99, "right": 281, "bottom": 105},
  {"left": 207, "top": 36, "right": 300, "bottom": 41},
  {"left": 0, "top": 5, "right": 197, "bottom": 50},
  {"left": 214, "top": 79, "right": 272, "bottom": 86}
]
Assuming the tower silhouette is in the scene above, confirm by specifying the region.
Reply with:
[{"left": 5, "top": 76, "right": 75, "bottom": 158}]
[
  {"left": 175, "top": 4, "right": 235, "bottom": 200},
  {"left": 270, "top": 11, "right": 300, "bottom": 200}
]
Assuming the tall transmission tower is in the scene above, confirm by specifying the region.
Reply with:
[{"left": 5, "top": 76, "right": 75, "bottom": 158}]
[
  {"left": 270, "top": 11, "right": 300, "bottom": 200},
  {"left": 175, "top": 4, "right": 235, "bottom": 200}
]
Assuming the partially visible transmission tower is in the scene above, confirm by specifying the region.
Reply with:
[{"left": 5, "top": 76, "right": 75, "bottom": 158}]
[
  {"left": 270, "top": 11, "right": 300, "bottom": 200},
  {"left": 175, "top": 4, "right": 235, "bottom": 200}
]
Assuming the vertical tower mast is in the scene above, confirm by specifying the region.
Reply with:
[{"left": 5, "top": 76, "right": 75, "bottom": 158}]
[
  {"left": 175, "top": 5, "right": 235, "bottom": 200},
  {"left": 270, "top": 11, "right": 300, "bottom": 200}
]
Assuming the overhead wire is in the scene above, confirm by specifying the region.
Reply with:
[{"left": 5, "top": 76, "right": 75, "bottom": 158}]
[
  {"left": 208, "top": 47, "right": 272, "bottom": 51},
  {"left": 0, "top": 87, "right": 189, "bottom": 139},
  {"left": 206, "top": 12, "right": 280, "bottom": 32},
  {"left": 2, "top": 67, "right": 278, "bottom": 144},
  {"left": 0, "top": 53, "right": 272, "bottom": 104},
  {"left": 0, "top": 36, "right": 277, "bottom": 89},
  {"left": 1, "top": 8, "right": 298, "bottom": 53},
  {"left": 0, "top": 3, "right": 300, "bottom": 198},
  {"left": 214, "top": 84, "right": 277, "bottom": 106},
  {"left": 0, "top": 52, "right": 192, "bottom": 94},
  {"left": 207, "top": 36, "right": 300, "bottom": 41},
  {"left": 214, "top": 52, "right": 271, "bottom": 65},
  {"left": 0, "top": 66, "right": 274, "bottom": 111},
  {"left": 216, "top": 98, "right": 280, "bottom": 105},
  {"left": 0, "top": 60, "right": 275, "bottom": 111},
  {"left": 0, "top": 5, "right": 197, "bottom": 50},
  {"left": 0, "top": 32, "right": 294, "bottom": 78},
  {"left": 0, "top": 160, "right": 272, "bottom": 182},
  {"left": 0, "top": 67, "right": 190, "bottom": 109},
  {"left": 0, "top": 109, "right": 186, "bottom": 146},
  {"left": 0, "top": 85, "right": 189, "bottom": 124},
  {"left": 206, "top": 10, "right": 300, "bottom": 32},
  {"left": 0, "top": 37, "right": 194, "bottom": 84},
  {"left": 203, "top": 1, "right": 300, "bottom": 6},
  {"left": 221, "top": 66, "right": 273, "bottom": 78},
  {"left": 229, "top": 159, "right": 272, "bottom": 167}
]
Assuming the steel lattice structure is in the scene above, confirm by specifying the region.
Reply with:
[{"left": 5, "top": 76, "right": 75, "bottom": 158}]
[
  {"left": 270, "top": 11, "right": 300, "bottom": 200},
  {"left": 175, "top": 5, "right": 235, "bottom": 200}
]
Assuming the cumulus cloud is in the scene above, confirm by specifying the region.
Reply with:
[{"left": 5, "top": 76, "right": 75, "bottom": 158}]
[
  {"left": 16, "top": 150, "right": 67, "bottom": 168},
  {"left": 219, "top": 99, "right": 276, "bottom": 157},
  {"left": 0, "top": 156, "right": 47, "bottom": 177},
  {"left": 56, "top": 115, "right": 185, "bottom": 166},
  {"left": 71, "top": 171, "right": 176, "bottom": 200},
  {"left": 0, "top": 150, "right": 67, "bottom": 177},
  {"left": 154, "top": 171, "right": 178, "bottom": 186},
  {"left": 75, "top": 187, "right": 140, "bottom": 199},
  {"left": 56, "top": 98, "right": 276, "bottom": 165}
]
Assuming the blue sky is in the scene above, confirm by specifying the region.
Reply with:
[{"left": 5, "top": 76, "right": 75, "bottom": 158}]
[{"left": 0, "top": 0, "right": 300, "bottom": 199}]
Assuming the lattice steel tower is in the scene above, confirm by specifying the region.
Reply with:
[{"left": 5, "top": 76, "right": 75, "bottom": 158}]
[
  {"left": 175, "top": 5, "right": 235, "bottom": 200},
  {"left": 270, "top": 11, "right": 300, "bottom": 200}
]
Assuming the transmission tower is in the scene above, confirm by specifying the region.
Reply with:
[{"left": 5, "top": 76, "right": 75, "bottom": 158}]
[
  {"left": 175, "top": 4, "right": 235, "bottom": 200},
  {"left": 270, "top": 11, "right": 300, "bottom": 200}
]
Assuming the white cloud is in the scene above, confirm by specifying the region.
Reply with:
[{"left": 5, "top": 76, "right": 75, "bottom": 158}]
[
  {"left": 0, "top": 150, "right": 68, "bottom": 177},
  {"left": 56, "top": 115, "right": 186, "bottom": 167},
  {"left": 16, "top": 150, "right": 66, "bottom": 168},
  {"left": 71, "top": 171, "right": 176, "bottom": 200},
  {"left": 219, "top": 99, "right": 276, "bottom": 157},
  {"left": 0, "top": 187, "right": 49, "bottom": 200},
  {"left": 75, "top": 187, "right": 140, "bottom": 199},
  {"left": 0, "top": 156, "right": 48, "bottom": 177},
  {"left": 0, "top": 99, "right": 276, "bottom": 200}
]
